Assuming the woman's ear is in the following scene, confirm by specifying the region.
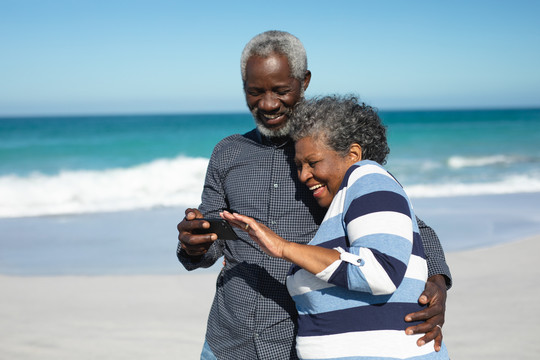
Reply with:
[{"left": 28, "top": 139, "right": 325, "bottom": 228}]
[{"left": 348, "top": 143, "right": 362, "bottom": 163}]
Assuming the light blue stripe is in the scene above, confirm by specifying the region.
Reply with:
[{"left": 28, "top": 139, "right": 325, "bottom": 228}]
[
  {"left": 312, "top": 215, "right": 345, "bottom": 245},
  {"left": 349, "top": 234, "right": 414, "bottom": 264},
  {"left": 293, "top": 277, "right": 427, "bottom": 315},
  {"left": 344, "top": 170, "right": 407, "bottom": 208}
]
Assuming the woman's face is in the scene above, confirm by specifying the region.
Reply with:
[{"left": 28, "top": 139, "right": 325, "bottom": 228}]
[{"left": 294, "top": 136, "right": 360, "bottom": 208}]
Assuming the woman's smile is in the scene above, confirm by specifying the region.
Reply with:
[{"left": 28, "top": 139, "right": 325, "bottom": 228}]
[{"left": 295, "top": 136, "right": 359, "bottom": 208}]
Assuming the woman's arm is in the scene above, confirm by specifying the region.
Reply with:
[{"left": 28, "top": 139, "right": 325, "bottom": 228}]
[{"left": 220, "top": 211, "right": 340, "bottom": 274}]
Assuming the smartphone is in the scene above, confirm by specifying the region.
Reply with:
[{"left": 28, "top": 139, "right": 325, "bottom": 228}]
[{"left": 193, "top": 218, "right": 239, "bottom": 240}]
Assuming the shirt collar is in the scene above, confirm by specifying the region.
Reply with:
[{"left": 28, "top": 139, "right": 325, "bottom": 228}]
[{"left": 255, "top": 128, "right": 292, "bottom": 148}]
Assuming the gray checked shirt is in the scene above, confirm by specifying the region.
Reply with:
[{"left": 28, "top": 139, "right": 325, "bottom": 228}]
[{"left": 178, "top": 129, "right": 452, "bottom": 360}]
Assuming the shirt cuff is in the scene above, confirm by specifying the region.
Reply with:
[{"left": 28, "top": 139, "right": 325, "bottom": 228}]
[{"left": 335, "top": 246, "right": 365, "bottom": 266}]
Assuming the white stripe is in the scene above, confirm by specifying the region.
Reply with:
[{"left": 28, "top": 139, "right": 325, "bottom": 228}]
[
  {"left": 322, "top": 163, "right": 394, "bottom": 222},
  {"left": 357, "top": 247, "right": 396, "bottom": 295},
  {"left": 404, "top": 254, "right": 428, "bottom": 282},
  {"left": 323, "top": 188, "right": 346, "bottom": 221},
  {"left": 287, "top": 269, "right": 335, "bottom": 297},
  {"left": 348, "top": 211, "right": 413, "bottom": 244},
  {"left": 296, "top": 330, "right": 434, "bottom": 359}
]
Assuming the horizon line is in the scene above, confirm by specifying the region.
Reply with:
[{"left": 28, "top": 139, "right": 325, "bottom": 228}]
[{"left": 2, "top": 104, "right": 540, "bottom": 119}]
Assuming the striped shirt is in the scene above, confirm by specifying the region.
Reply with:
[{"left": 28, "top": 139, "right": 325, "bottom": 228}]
[
  {"left": 287, "top": 160, "right": 449, "bottom": 359},
  {"left": 177, "top": 130, "right": 451, "bottom": 360}
]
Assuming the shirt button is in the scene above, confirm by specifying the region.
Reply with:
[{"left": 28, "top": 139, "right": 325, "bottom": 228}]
[
  {"left": 273, "top": 183, "right": 279, "bottom": 188},
  {"left": 254, "top": 333, "right": 259, "bottom": 338}
]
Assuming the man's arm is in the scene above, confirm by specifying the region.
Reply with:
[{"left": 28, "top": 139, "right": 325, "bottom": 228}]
[
  {"left": 176, "top": 142, "right": 230, "bottom": 270},
  {"left": 418, "top": 217, "right": 452, "bottom": 288},
  {"left": 405, "top": 217, "right": 451, "bottom": 351}
]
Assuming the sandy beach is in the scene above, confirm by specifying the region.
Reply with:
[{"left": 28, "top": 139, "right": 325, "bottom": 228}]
[{"left": 1, "top": 234, "right": 539, "bottom": 359}]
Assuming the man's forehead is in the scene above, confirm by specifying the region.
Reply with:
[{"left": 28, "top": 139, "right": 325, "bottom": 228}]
[
  {"left": 245, "top": 54, "right": 296, "bottom": 85},
  {"left": 246, "top": 53, "right": 290, "bottom": 72}
]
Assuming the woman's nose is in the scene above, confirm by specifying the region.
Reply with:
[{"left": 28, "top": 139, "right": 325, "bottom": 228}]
[{"left": 297, "top": 167, "right": 311, "bottom": 184}]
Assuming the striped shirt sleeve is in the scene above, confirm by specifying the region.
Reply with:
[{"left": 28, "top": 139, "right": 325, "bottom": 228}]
[{"left": 318, "top": 162, "right": 416, "bottom": 295}]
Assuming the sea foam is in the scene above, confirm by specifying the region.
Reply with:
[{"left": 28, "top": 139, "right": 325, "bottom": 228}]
[
  {"left": 2, "top": 155, "right": 540, "bottom": 218},
  {"left": 0, "top": 155, "right": 208, "bottom": 218},
  {"left": 405, "top": 174, "right": 540, "bottom": 198},
  {"left": 447, "top": 155, "right": 522, "bottom": 168}
]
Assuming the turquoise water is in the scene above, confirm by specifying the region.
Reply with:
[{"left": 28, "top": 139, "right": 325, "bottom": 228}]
[
  {"left": 2, "top": 109, "right": 540, "bottom": 275},
  {"left": 0, "top": 113, "right": 253, "bottom": 175},
  {"left": 1, "top": 109, "right": 539, "bottom": 218},
  {"left": 384, "top": 109, "right": 540, "bottom": 193}
]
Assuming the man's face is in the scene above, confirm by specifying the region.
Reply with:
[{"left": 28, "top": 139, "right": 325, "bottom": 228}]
[{"left": 244, "top": 53, "right": 310, "bottom": 138}]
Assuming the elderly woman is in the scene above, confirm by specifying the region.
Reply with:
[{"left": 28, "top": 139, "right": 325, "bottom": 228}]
[{"left": 221, "top": 95, "right": 449, "bottom": 360}]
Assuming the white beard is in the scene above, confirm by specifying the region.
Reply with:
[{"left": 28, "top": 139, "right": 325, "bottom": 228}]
[
  {"left": 252, "top": 110, "right": 293, "bottom": 138},
  {"left": 250, "top": 87, "right": 304, "bottom": 139}
]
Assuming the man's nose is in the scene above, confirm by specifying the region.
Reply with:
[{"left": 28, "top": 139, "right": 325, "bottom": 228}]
[{"left": 259, "top": 92, "right": 280, "bottom": 112}]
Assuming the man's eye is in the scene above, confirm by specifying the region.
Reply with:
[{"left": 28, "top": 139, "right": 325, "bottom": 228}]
[
  {"left": 247, "top": 90, "right": 262, "bottom": 96},
  {"left": 308, "top": 161, "right": 318, "bottom": 167}
]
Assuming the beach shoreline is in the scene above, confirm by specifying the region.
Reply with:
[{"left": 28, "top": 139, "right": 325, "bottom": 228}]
[
  {"left": 2, "top": 192, "right": 540, "bottom": 358},
  {"left": 1, "top": 234, "right": 539, "bottom": 359},
  {"left": 2, "top": 192, "right": 540, "bottom": 276}
]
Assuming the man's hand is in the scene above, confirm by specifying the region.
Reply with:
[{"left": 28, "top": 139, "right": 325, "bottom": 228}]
[
  {"left": 405, "top": 274, "right": 447, "bottom": 351},
  {"left": 177, "top": 208, "right": 216, "bottom": 257}
]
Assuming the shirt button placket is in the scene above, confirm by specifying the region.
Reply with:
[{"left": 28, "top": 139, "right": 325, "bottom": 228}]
[{"left": 270, "top": 183, "right": 278, "bottom": 227}]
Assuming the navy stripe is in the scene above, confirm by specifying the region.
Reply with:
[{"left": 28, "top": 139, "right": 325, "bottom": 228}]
[
  {"left": 317, "top": 236, "right": 349, "bottom": 249},
  {"left": 370, "top": 248, "right": 407, "bottom": 288},
  {"left": 289, "top": 264, "right": 302, "bottom": 276},
  {"left": 328, "top": 260, "right": 349, "bottom": 288},
  {"left": 344, "top": 191, "right": 411, "bottom": 225},
  {"left": 297, "top": 302, "right": 425, "bottom": 337},
  {"left": 412, "top": 231, "right": 426, "bottom": 258},
  {"left": 289, "top": 237, "right": 348, "bottom": 276},
  {"left": 339, "top": 164, "right": 360, "bottom": 191}
]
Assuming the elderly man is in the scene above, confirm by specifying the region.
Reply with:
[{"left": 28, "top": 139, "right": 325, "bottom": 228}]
[{"left": 177, "top": 30, "right": 451, "bottom": 360}]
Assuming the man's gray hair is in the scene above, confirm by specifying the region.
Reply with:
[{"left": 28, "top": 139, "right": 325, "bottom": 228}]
[
  {"left": 291, "top": 95, "right": 390, "bottom": 165},
  {"left": 241, "top": 30, "right": 308, "bottom": 82}
]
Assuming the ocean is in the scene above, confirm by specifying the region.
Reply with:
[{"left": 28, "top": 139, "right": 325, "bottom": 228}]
[
  {"left": 1, "top": 109, "right": 540, "bottom": 275},
  {"left": 1, "top": 109, "right": 539, "bottom": 219}
]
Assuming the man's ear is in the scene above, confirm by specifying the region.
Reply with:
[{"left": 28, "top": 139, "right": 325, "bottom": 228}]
[
  {"left": 303, "top": 70, "right": 311, "bottom": 91},
  {"left": 348, "top": 143, "right": 362, "bottom": 163}
]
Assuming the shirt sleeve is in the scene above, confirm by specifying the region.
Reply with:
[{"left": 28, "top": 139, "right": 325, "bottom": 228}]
[
  {"left": 317, "top": 164, "right": 417, "bottom": 296},
  {"left": 177, "top": 142, "right": 226, "bottom": 270},
  {"left": 416, "top": 216, "right": 453, "bottom": 289}
]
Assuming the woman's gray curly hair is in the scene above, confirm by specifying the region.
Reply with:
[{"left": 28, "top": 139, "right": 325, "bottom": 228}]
[
  {"left": 290, "top": 95, "right": 390, "bottom": 165},
  {"left": 240, "top": 30, "right": 308, "bottom": 83}
]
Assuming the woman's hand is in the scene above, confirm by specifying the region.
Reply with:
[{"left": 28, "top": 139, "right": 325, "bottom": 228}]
[
  {"left": 221, "top": 211, "right": 340, "bottom": 273},
  {"left": 220, "top": 211, "right": 289, "bottom": 258}
]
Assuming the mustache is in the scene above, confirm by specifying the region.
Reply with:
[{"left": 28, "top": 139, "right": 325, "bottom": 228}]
[
  {"left": 251, "top": 106, "right": 293, "bottom": 119},
  {"left": 250, "top": 107, "right": 294, "bottom": 138}
]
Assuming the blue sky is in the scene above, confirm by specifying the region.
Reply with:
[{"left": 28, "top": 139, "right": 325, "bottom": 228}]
[{"left": 1, "top": 0, "right": 539, "bottom": 116}]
